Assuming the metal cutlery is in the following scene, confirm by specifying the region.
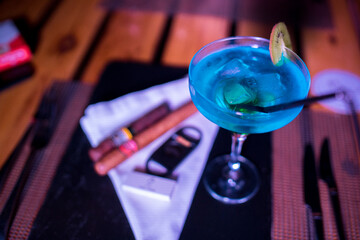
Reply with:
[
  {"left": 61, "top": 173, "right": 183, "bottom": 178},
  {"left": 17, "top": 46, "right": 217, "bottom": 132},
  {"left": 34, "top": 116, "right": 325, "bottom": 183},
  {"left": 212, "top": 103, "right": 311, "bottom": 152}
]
[
  {"left": 319, "top": 138, "right": 346, "bottom": 240},
  {"left": 303, "top": 143, "right": 324, "bottom": 240}
]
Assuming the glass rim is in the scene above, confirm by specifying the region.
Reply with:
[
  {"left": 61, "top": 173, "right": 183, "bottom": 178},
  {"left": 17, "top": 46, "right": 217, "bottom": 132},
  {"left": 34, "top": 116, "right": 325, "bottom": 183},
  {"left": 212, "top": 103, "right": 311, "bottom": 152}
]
[
  {"left": 188, "top": 36, "right": 311, "bottom": 119},
  {"left": 189, "top": 36, "right": 308, "bottom": 73}
]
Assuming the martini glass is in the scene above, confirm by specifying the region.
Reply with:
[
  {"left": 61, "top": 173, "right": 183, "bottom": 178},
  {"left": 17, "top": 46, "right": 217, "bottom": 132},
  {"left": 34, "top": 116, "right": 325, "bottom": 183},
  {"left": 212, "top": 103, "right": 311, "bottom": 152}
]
[{"left": 189, "top": 36, "right": 310, "bottom": 204}]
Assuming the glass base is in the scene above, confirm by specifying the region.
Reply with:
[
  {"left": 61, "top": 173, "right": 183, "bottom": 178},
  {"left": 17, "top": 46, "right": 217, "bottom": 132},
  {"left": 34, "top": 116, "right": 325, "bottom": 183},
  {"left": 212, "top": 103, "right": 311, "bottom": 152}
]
[{"left": 203, "top": 154, "right": 260, "bottom": 204}]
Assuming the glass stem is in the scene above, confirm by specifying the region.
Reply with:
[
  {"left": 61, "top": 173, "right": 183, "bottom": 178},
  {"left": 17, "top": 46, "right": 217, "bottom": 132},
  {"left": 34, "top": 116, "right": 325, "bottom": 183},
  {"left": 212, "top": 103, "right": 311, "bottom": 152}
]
[{"left": 230, "top": 133, "right": 248, "bottom": 167}]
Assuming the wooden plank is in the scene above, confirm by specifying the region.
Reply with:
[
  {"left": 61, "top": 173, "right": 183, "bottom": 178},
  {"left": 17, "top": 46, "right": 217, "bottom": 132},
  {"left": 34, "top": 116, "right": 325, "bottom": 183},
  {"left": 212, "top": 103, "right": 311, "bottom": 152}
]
[
  {"left": 0, "top": 0, "right": 106, "bottom": 168},
  {"left": 81, "top": 10, "right": 167, "bottom": 84},
  {"left": 350, "top": 0, "right": 360, "bottom": 42},
  {"left": 299, "top": 0, "right": 360, "bottom": 114},
  {"left": 302, "top": 0, "right": 360, "bottom": 78},
  {"left": 162, "top": 14, "right": 230, "bottom": 67},
  {"left": 236, "top": 20, "right": 272, "bottom": 39},
  {"left": 33, "top": 0, "right": 106, "bottom": 81},
  {"left": 236, "top": 21, "right": 300, "bottom": 55},
  {"left": 0, "top": 0, "right": 54, "bottom": 25}
]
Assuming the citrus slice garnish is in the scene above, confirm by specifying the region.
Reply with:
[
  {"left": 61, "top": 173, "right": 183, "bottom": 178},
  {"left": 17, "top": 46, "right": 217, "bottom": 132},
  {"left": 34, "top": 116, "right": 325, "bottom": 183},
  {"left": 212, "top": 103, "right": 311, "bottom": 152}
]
[{"left": 269, "top": 22, "right": 292, "bottom": 66}]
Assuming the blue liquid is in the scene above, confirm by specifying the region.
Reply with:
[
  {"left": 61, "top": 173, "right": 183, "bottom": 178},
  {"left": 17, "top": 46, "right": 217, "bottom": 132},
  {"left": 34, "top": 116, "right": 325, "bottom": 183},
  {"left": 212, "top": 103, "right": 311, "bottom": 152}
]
[{"left": 189, "top": 45, "right": 310, "bottom": 134}]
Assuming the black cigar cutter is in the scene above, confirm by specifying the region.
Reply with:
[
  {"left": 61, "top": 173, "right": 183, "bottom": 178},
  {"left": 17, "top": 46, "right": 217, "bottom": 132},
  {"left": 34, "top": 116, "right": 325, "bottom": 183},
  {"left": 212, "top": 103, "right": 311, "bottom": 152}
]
[{"left": 146, "top": 126, "right": 202, "bottom": 177}]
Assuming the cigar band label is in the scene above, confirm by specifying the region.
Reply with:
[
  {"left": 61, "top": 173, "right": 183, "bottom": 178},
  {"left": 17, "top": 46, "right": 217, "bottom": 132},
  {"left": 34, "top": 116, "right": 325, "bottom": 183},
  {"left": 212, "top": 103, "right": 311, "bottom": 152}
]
[
  {"left": 119, "top": 140, "right": 138, "bottom": 157},
  {"left": 112, "top": 127, "right": 133, "bottom": 146}
]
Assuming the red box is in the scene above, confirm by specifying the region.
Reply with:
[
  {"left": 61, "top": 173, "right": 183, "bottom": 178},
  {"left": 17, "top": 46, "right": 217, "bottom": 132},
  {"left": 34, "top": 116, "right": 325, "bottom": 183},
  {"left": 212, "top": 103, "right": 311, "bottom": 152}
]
[{"left": 0, "top": 20, "right": 32, "bottom": 72}]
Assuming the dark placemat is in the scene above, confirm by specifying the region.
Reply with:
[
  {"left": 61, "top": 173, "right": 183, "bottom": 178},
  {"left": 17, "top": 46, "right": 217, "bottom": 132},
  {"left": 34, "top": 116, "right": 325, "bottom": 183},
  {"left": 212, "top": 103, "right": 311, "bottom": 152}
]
[
  {"left": 180, "top": 129, "right": 272, "bottom": 240},
  {"left": 26, "top": 61, "right": 272, "bottom": 239},
  {"left": 28, "top": 62, "right": 187, "bottom": 239}
]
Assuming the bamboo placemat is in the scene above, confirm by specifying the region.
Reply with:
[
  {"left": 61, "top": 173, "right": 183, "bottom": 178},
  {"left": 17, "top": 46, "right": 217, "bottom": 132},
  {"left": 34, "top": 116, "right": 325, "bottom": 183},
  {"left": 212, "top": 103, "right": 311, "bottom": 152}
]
[
  {"left": 272, "top": 108, "right": 360, "bottom": 240},
  {"left": 5, "top": 81, "right": 93, "bottom": 240}
]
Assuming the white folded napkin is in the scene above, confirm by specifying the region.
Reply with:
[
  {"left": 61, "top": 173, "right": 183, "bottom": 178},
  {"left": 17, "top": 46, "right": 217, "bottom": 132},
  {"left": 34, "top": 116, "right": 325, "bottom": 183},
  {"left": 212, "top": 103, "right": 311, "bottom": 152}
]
[{"left": 80, "top": 77, "right": 219, "bottom": 240}]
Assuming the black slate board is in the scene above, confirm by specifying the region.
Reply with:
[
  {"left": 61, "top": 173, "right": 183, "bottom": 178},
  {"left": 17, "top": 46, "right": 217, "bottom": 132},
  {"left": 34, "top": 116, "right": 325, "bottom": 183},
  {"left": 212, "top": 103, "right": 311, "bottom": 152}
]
[
  {"left": 28, "top": 62, "right": 187, "bottom": 239},
  {"left": 180, "top": 129, "right": 272, "bottom": 239},
  {"left": 28, "top": 62, "right": 271, "bottom": 239}
]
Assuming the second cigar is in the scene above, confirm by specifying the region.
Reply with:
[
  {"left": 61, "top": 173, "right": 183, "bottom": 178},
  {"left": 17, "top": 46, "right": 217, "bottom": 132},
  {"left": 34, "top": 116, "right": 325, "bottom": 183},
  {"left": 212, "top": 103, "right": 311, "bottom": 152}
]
[{"left": 88, "top": 102, "right": 171, "bottom": 162}]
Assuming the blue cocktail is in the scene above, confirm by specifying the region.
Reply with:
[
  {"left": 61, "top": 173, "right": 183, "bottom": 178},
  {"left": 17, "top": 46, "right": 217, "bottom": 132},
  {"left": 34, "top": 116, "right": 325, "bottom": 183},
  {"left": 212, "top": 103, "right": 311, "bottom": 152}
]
[{"left": 189, "top": 37, "right": 310, "bottom": 204}]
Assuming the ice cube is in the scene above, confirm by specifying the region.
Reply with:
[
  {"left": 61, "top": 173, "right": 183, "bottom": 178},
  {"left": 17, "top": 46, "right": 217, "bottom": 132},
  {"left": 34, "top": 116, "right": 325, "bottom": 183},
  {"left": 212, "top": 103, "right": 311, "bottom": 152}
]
[
  {"left": 255, "top": 73, "right": 283, "bottom": 91},
  {"left": 216, "top": 59, "right": 249, "bottom": 79},
  {"left": 223, "top": 80, "right": 256, "bottom": 105},
  {"left": 255, "top": 73, "right": 285, "bottom": 103}
]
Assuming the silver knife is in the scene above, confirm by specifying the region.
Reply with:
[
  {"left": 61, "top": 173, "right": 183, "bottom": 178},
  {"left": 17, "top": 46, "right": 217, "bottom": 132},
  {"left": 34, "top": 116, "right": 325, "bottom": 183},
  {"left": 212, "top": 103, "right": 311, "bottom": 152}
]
[
  {"left": 319, "top": 138, "right": 346, "bottom": 240},
  {"left": 304, "top": 144, "right": 324, "bottom": 240}
]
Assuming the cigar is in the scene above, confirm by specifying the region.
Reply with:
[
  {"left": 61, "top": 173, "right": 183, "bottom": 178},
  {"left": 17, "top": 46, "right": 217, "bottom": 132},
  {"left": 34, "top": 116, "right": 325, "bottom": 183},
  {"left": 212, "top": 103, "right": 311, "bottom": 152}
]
[
  {"left": 94, "top": 100, "right": 198, "bottom": 176},
  {"left": 89, "top": 102, "right": 171, "bottom": 162}
]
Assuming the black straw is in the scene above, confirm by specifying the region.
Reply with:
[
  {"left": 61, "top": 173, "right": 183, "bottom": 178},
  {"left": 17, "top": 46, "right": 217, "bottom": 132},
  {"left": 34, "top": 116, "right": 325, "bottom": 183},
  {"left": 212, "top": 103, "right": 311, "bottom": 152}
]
[{"left": 238, "top": 92, "right": 343, "bottom": 113}]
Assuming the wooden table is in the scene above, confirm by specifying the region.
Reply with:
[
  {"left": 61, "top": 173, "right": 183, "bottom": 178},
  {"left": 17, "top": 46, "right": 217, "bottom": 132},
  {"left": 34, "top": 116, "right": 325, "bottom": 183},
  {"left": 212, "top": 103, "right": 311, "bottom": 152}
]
[{"left": 1, "top": 0, "right": 360, "bottom": 239}]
